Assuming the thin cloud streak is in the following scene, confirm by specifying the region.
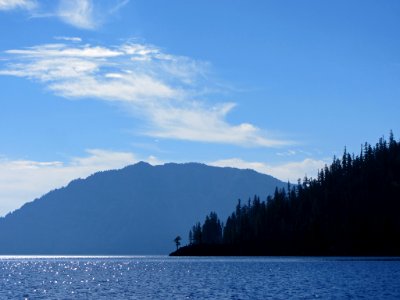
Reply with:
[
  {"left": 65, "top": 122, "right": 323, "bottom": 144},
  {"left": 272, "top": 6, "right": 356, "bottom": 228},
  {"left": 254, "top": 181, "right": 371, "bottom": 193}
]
[
  {"left": 54, "top": 36, "right": 82, "bottom": 43},
  {"left": 209, "top": 158, "right": 327, "bottom": 182},
  {"left": 0, "top": 0, "right": 36, "bottom": 10},
  {"left": 0, "top": 0, "right": 128, "bottom": 29},
  {"left": 109, "top": 0, "right": 130, "bottom": 14},
  {"left": 0, "top": 40, "right": 290, "bottom": 147}
]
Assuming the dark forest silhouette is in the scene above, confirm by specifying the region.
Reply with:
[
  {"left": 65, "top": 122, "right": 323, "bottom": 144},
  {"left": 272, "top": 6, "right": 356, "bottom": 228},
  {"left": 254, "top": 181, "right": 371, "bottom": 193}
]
[{"left": 172, "top": 132, "right": 400, "bottom": 256}]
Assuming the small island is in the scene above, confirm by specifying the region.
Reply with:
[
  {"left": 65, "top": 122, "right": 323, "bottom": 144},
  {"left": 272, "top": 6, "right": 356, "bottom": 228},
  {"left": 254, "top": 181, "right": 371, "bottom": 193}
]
[{"left": 171, "top": 133, "right": 400, "bottom": 256}]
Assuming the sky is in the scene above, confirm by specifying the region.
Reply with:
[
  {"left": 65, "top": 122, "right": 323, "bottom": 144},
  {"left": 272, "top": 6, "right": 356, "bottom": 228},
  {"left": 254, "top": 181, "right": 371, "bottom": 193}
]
[{"left": 0, "top": 0, "right": 399, "bottom": 216}]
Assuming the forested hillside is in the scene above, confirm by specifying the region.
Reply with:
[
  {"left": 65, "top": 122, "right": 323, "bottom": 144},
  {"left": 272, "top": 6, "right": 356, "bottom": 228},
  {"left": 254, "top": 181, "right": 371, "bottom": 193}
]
[{"left": 173, "top": 133, "right": 400, "bottom": 256}]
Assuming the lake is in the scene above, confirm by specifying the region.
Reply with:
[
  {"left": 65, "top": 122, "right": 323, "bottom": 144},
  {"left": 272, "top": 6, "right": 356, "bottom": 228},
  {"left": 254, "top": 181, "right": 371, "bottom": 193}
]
[{"left": 0, "top": 256, "right": 399, "bottom": 299}]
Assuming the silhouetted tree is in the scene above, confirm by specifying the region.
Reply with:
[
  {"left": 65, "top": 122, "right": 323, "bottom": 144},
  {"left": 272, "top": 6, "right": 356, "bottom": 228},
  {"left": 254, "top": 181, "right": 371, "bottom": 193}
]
[
  {"left": 202, "top": 212, "right": 222, "bottom": 244},
  {"left": 192, "top": 222, "right": 202, "bottom": 245},
  {"left": 174, "top": 236, "right": 181, "bottom": 250},
  {"left": 188, "top": 230, "right": 193, "bottom": 245}
]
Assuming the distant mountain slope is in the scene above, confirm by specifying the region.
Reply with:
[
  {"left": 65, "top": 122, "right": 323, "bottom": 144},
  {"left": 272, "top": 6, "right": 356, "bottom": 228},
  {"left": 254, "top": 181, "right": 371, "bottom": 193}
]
[{"left": 0, "top": 162, "right": 284, "bottom": 254}]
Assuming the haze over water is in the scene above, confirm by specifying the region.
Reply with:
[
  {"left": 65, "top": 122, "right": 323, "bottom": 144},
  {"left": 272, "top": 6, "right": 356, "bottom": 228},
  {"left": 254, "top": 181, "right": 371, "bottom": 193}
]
[{"left": 1, "top": 256, "right": 399, "bottom": 299}]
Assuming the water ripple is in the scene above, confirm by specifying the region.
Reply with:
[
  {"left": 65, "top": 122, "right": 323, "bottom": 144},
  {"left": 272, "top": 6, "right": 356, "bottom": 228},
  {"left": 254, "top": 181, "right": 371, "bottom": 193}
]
[{"left": 0, "top": 256, "right": 398, "bottom": 299}]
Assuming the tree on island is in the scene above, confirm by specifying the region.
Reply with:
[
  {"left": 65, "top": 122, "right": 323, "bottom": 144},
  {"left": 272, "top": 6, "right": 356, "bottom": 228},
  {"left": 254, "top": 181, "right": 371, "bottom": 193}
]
[{"left": 174, "top": 236, "right": 182, "bottom": 250}]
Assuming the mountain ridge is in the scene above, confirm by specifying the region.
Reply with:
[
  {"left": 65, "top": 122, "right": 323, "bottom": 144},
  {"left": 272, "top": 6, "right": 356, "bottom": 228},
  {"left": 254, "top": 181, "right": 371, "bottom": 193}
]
[{"left": 0, "top": 162, "right": 285, "bottom": 254}]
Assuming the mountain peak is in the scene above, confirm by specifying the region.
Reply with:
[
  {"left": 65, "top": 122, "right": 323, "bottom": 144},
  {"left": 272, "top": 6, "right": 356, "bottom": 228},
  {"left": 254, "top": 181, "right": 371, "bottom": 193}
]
[{"left": 134, "top": 161, "right": 152, "bottom": 167}]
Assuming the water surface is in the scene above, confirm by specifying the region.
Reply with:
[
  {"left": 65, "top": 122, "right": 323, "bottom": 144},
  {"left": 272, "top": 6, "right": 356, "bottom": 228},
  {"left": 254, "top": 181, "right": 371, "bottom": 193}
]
[{"left": 0, "top": 256, "right": 399, "bottom": 299}]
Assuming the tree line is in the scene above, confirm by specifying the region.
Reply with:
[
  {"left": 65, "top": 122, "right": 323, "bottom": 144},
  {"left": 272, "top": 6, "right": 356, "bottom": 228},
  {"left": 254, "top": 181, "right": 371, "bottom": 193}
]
[{"left": 173, "top": 132, "right": 400, "bottom": 255}]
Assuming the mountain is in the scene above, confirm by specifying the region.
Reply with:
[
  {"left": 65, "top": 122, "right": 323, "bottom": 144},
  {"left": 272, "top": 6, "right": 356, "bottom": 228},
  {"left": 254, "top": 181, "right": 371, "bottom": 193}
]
[{"left": 0, "top": 162, "right": 284, "bottom": 254}]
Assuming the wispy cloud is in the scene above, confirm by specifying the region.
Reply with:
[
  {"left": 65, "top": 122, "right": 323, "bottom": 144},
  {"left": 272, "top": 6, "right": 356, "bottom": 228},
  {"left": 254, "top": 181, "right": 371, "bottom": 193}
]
[
  {"left": 54, "top": 36, "right": 82, "bottom": 43},
  {"left": 54, "top": 0, "right": 131, "bottom": 29},
  {"left": 146, "top": 103, "right": 287, "bottom": 147},
  {"left": 0, "top": 0, "right": 129, "bottom": 29},
  {"left": 109, "top": 0, "right": 129, "bottom": 14},
  {"left": 0, "top": 40, "right": 290, "bottom": 147},
  {"left": 209, "top": 157, "right": 327, "bottom": 182},
  {"left": 0, "top": 149, "right": 143, "bottom": 216},
  {"left": 276, "top": 150, "right": 297, "bottom": 156},
  {"left": 0, "top": 0, "right": 36, "bottom": 11},
  {"left": 57, "top": 0, "right": 95, "bottom": 29}
]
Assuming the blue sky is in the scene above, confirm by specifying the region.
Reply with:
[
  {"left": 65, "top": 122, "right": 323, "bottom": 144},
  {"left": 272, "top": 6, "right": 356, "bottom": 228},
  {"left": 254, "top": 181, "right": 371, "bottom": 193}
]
[{"left": 0, "top": 0, "right": 399, "bottom": 215}]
